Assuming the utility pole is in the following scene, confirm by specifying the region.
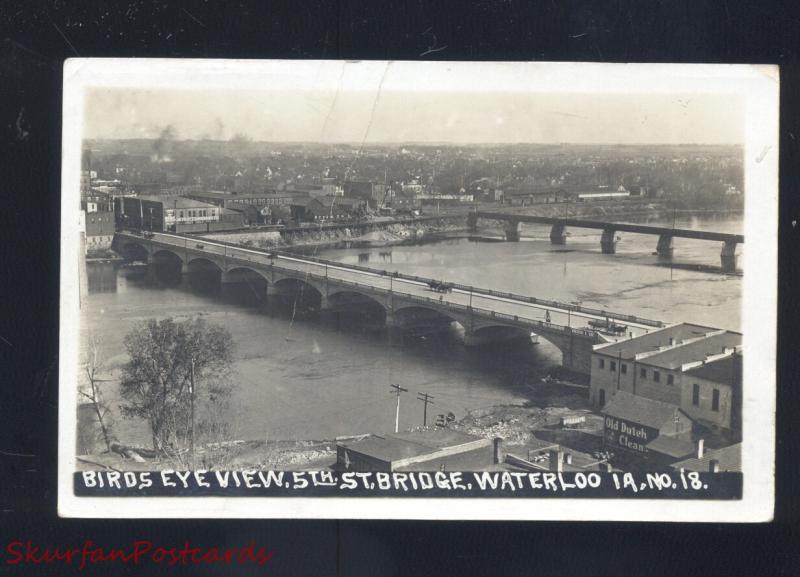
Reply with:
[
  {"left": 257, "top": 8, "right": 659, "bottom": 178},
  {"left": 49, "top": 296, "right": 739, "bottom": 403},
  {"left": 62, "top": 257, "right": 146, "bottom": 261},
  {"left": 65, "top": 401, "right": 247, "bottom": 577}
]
[
  {"left": 390, "top": 383, "right": 408, "bottom": 433},
  {"left": 416, "top": 392, "right": 435, "bottom": 427},
  {"left": 190, "top": 357, "right": 195, "bottom": 469}
]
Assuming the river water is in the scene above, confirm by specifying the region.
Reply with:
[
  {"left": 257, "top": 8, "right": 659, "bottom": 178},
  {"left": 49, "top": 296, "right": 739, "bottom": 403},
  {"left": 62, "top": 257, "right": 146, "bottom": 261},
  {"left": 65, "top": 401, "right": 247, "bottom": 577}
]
[{"left": 81, "top": 215, "right": 742, "bottom": 445}]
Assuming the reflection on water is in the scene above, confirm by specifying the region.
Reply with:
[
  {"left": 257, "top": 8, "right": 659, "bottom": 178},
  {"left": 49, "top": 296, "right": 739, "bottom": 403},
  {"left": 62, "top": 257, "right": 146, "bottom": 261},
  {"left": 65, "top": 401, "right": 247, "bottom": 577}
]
[
  {"left": 81, "top": 215, "right": 743, "bottom": 444},
  {"left": 86, "top": 260, "right": 118, "bottom": 293}
]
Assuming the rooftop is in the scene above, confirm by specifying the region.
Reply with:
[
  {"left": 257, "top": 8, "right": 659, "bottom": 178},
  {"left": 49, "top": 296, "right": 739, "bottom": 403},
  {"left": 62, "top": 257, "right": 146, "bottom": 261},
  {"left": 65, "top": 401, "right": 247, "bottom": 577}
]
[
  {"left": 602, "top": 391, "right": 686, "bottom": 430},
  {"left": 638, "top": 332, "right": 742, "bottom": 370},
  {"left": 595, "top": 323, "right": 720, "bottom": 359},
  {"left": 646, "top": 435, "right": 696, "bottom": 459},
  {"left": 187, "top": 190, "right": 306, "bottom": 200},
  {"left": 137, "top": 195, "right": 220, "bottom": 209},
  {"left": 671, "top": 443, "right": 742, "bottom": 472},
  {"left": 684, "top": 351, "right": 743, "bottom": 384},
  {"left": 338, "top": 429, "right": 484, "bottom": 463}
]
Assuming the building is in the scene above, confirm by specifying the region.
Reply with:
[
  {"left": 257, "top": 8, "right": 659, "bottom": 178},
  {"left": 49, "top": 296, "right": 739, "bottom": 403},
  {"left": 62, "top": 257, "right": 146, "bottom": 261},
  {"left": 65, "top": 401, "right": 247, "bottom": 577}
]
[
  {"left": 577, "top": 189, "right": 630, "bottom": 202},
  {"left": 344, "top": 180, "right": 387, "bottom": 208},
  {"left": 671, "top": 443, "right": 741, "bottom": 473},
  {"left": 286, "top": 183, "right": 327, "bottom": 198},
  {"left": 115, "top": 195, "right": 243, "bottom": 233},
  {"left": 83, "top": 210, "right": 115, "bottom": 253},
  {"left": 602, "top": 391, "right": 695, "bottom": 468},
  {"left": 503, "top": 187, "right": 573, "bottom": 206},
  {"left": 589, "top": 323, "right": 743, "bottom": 438},
  {"left": 184, "top": 190, "right": 309, "bottom": 211},
  {"left": 336, "top": 429, "right": 496, "bottom": 472},
  {"left": 681, "top": 352, "right": 742, "bottom": 435},
  {"left": 303, "top": 196, "right": 367, "bottom": 222},
  {"left": 321, "top": 177, "right": 344, "bottom": 196}
]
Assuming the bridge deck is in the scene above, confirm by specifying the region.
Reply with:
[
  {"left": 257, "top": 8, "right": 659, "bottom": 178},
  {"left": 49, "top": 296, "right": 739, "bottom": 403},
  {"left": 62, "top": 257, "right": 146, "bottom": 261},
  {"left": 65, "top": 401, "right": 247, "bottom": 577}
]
[
  {"left": 117, "top": 231, "right": 663, "bottom": 338},
  {"left": 474, "top": 212, "right": 744, "bottom": 243}
]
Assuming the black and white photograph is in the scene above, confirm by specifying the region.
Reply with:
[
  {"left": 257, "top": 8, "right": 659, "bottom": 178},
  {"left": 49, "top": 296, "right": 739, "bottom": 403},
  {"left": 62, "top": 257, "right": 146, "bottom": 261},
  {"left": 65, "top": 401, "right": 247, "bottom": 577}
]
[{"left": 58, "top": 59, "right": 777, "bottom": 520}]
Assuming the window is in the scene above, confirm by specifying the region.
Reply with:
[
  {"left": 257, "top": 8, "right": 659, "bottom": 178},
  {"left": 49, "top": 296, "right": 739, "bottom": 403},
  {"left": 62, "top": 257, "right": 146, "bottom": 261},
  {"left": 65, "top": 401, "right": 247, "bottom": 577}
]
[
  {"left": 653, "top": 371, "right": 661, "bottom": 383},
  {"left": 598, "top": 359, "right": 605, "bottom": 369},
  {"left": 598, "top": 389, "right": 606, "bottom": 407},
  {"left": 610, "top": 361, "right": 616, "bottom": 372},
  {"left": 667, "top": 374, "right": 674, "bottom": 386},
  {"left": 640, "top": 368, "right": 647, "bottom": 379},
  {"left": 692, "top": 384, "right": 700, "bottom": 406},
  {"left": 621, "top": 363, "right": 627, "bottom": 375},
  {"left": 712, "top": 389, "right": 720, "bottom": 412}
]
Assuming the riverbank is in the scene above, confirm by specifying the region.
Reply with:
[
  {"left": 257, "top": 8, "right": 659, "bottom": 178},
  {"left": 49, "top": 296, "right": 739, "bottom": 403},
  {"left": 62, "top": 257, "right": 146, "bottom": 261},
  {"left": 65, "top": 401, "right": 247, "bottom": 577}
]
[
  {"left": 202, "top": 218, "right": 466, "bottom": 251},
  {"left": 76, "top": 379, "right": 599, "bottom": 472}
]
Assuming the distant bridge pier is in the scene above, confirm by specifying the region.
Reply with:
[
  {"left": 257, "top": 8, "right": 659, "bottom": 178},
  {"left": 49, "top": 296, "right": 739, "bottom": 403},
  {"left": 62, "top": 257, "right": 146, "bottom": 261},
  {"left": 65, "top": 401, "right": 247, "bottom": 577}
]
[
  {"left": 504, "top": 220, "right": 521, "bottom": 242},
  {"left": 600, "top": 229, "right": 618, "bottom": 254},
  {"left": 550, "top": 223, "right": 567, "bottom": 245},
  {"left": 720, "top": 240, "right": 739, "bottom": 273},
  {"left": 656, "top": 233, "right": 674, "bottom": 259},
  {"left": 467, "top": 212, "right": 479, "bottom": 233}
]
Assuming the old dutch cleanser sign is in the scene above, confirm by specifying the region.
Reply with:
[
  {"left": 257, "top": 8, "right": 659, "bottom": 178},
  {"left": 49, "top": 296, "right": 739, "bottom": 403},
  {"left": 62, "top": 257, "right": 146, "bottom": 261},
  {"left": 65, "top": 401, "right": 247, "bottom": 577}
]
[{"left": 58, "top": 59, "right": 777, "bottom": 521}]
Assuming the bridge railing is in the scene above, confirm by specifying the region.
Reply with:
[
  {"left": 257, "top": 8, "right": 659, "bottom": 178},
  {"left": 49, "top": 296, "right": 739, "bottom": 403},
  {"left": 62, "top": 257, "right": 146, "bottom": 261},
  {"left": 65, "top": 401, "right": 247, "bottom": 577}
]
[{"left": 124, "top": 230, "right": 662, "bottom": 329}]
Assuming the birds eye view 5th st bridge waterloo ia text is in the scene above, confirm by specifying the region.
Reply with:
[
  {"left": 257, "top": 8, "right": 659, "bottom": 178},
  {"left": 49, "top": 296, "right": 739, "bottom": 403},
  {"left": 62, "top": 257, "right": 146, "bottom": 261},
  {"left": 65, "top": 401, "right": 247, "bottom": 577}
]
[{"left": 77, "top": 135, "right": 744, "bottom": 478}]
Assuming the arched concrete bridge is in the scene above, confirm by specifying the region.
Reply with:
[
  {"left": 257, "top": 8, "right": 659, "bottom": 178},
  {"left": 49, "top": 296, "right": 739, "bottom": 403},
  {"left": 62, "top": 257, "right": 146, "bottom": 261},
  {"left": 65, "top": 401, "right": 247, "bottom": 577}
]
[{"left": 115, "top": 231, "right": 665, "bottom": 376}]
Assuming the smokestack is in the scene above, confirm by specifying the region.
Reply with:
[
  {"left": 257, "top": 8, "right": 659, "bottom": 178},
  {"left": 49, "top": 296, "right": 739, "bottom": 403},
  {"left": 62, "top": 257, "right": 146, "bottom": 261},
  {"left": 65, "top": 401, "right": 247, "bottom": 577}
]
[
  {"left": 697, "top": 439, "right": 705, "bottom": 459},
  {"left": 709, "top": 459, "right": 720, "bottom": 473},
  {"left": 549, "top": 450, "right": 563, "bottom": 472},
  {"left": 493, "top": 438, "right": 504, "bottom": 465}
]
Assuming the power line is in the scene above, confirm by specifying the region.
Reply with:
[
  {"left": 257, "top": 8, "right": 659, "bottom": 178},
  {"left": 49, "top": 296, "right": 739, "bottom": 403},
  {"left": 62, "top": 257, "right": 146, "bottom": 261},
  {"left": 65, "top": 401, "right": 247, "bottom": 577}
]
[
  {"left": 416, "top": 392, "right": 435, "bottom": 427},
  {"left": 389, "top": 383, "right": 408, "bottom": 433}
]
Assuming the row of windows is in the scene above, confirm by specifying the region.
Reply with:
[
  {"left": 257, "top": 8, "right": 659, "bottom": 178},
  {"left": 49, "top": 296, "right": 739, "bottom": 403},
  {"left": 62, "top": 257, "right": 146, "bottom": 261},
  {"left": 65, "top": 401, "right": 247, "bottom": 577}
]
[
  {"left": 597, "top": 358, "right": 674, "bottom": 385},
  {"left": 227, "top": 198, "right": 288, "bottom": 206},
  {"left": 692, "top": 384, "right": 720, "bottom": 412},
  {"left": 177, "top": 209, "right": 215, "bottom": 218}
]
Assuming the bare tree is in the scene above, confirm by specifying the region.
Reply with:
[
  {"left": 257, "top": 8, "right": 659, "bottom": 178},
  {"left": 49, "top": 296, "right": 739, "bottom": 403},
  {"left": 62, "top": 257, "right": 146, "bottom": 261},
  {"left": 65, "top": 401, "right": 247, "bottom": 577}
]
[{"left": 80, "top": 335, "right": 115, "bottom": 453}]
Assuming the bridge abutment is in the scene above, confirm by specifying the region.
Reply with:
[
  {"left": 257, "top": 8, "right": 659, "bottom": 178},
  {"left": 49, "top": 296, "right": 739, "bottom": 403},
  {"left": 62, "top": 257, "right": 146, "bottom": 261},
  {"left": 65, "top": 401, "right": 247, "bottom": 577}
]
[
  {"left": 550, "top": 223, "right": 567, "bottom": 245},
  {"left": 600, "top": 229, "right": 618, "bottom": 254},
  {"left": 720, "top": 240, "right": 739, "bottom": 273},
  {"left": 656, "top": 233, "right": 674, "bottom": 259},
  {"left": 546, "top": 332, "right": 595, "bottom": 375}
]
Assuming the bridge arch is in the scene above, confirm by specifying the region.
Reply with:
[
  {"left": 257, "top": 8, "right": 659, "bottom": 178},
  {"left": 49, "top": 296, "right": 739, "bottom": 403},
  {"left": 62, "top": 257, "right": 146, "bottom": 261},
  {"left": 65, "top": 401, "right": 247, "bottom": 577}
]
[
  {"left": 389, "top": 305, "right": 464, "bottom": 338},
  {"left": 117, "top": 240, "right": 150, "bottom": 262},
  {"left": 326, "top": 290, "right": 387, "bottom": 323},
  {"left": 224, "top": 266, "right": 271, "bottom": 285},
  {"left": 221, "top": 266, "right": 270, "bottom": 306},
  {"left": 465, "top": 324, "right": 534, "bottom": 346},
  {"left": 185, "top": 257, "right": 223, "bottom": 293},
  {"left": 272, "top": 277, "right": 324, "bottom": 311},
  {"left": 147, "top": 249, "right": 185, "bottom": 284}
]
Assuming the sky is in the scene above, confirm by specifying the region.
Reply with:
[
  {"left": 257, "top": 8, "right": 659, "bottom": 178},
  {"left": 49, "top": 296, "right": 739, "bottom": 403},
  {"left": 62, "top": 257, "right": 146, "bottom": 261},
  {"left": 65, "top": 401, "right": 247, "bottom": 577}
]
[{"left": 84, "top": 87, "right": 744, "bottom": 145}]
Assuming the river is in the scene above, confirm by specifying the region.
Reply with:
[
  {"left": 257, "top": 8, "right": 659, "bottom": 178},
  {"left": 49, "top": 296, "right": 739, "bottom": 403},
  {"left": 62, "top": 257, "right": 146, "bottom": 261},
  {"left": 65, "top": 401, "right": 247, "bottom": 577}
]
[{"left": 80, "top": 215, "right": 743, "bottom": 446}]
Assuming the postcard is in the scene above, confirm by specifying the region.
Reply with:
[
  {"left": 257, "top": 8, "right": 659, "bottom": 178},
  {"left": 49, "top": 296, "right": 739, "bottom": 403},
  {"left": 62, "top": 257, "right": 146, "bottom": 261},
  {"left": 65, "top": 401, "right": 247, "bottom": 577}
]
[{"left": 59, "top": 59, "right": 777, "bottom": 520}]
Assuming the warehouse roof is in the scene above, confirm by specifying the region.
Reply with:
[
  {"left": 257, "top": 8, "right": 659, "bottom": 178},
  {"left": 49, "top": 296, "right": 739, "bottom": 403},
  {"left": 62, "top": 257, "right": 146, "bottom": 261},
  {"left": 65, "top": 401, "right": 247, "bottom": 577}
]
[
  {"left": 338, "top": 430, "right": 483, "bottom": 462},
  {"left": 646, "top": 435, "right": 695, "bottom": 459},
  {"left": 684, "top": 351, "right": 743, "bottom": 384},
  {"left": 602, "top": 391, "right": 686, "bottom": 430},
  {"left": 639, "top": 332, "right": 741, "bottom": 370},
  {"left": 595, "top": 323, "right": 719, "bottom": 359},
  {"left": 136, "top": 195, "right": 219, "bottom": 209}
]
